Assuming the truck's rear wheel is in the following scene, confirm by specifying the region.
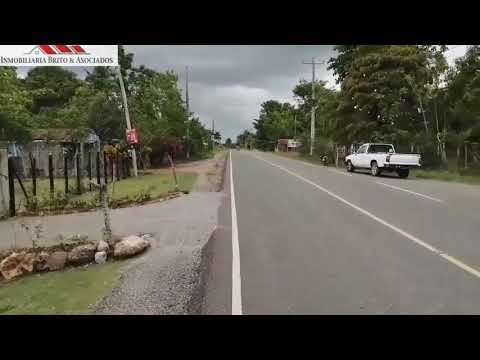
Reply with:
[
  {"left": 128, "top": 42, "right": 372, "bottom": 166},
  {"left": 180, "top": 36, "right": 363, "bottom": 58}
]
[
  {"left": 397, "top": 169, "right": 410, "bottom": 178},
  {"left": 346, "top": 160, "right": 354, "bottom": 172},
  {"left": 371, "top": 161, "right": 381, "bottom": 176}
]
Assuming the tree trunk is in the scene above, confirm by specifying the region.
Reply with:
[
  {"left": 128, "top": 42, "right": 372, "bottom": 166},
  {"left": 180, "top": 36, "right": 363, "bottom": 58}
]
[
  {"left": 419, "top": 97, "right": 429, "bottom": 136},
  {"left": 99, "top": 181, "right": 112, "bottom": 245}
]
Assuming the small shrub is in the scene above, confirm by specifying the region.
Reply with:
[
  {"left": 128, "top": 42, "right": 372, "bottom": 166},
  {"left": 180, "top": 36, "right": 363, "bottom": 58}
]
[
  {"left": 22, "top": 196, "right": 40, "bottom": 212},
  {"left": 40, "top": 191, "right": 70, "bottom": 210},
  {"left": 69, "top": 199, "right": 89, "bottom": 209},
  {"left": 133, "top": 186, "right": 153, "bottom": 203}
]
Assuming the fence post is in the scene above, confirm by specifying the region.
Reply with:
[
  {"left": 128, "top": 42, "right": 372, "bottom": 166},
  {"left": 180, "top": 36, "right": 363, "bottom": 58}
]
[
  {"left": 8, "top": 157, "right": 15, "bottom": 217},
  {"left": 167, "top": 153, "right": 179, "bottom": 191},
  {"left": 76, "top": 152, "right": 81, "bottom": 194},
  {"left": 116, "top": 153, "right": 121, "bottom": 181},
  {"left": 103, "top": 151, "right": 108, "bottom": 185},
  {"left": 88, "top": 151, "right": 92, "bottom": 192},
  {"left": 110, "top": 154, "right": 114, "bottom": 183},
  {"left": 125, "top": 153, "right": 131, "bottom": 177},
  {"left": 96, "top": 151, "right": 101, "bottom": 185},
  {"left": 30, "top": 153, "right": 37, "bottom": 197},
  {"left": 335, "top": 145, "right": 339, "bottom": 168},
  {"left": 49, "top": 152, "right": 54, "bottom": 194},
  {"left": 64, "top": 152, "right": 69, "bottom": 194}
]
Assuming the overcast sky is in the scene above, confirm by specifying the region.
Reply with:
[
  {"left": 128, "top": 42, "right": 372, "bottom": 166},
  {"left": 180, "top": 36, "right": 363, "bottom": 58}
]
[
  {"left": 124, "top": 45, "right": 339, "bottom": 140},
  {"left": 125, "top": 45, "right": 469, "bottom": 141},
  {"left": 16, "top": 45, "right": 470, "bottom": 141}
]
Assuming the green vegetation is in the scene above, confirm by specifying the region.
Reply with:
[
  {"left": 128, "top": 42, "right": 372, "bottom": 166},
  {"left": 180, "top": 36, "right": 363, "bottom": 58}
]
[
  {"left": 78, "top": 171, "right": 197, "bottom": 205},
  {"left": 242, "top": 45, "right": 480, "bottom": 184},
  {"left": 1, "top": 46, "right": 219, "bottom": 164},
  {"left": 415, "top": 170, "right": 480, "bottom": 185},
  {"left": 14, "top": 172, "right": 197, "bottom": 213},
  {"left": 0, "top": 261, "right": 125, "bottom": 315}
]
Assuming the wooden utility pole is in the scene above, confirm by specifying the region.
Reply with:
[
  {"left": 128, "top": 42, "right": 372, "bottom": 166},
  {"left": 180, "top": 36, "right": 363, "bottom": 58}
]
[
  {"left": 117, "top": 61, "right": 138, "bottom": 177},
  {"left": 302, "top": 58, "right": 325, "bottom": 156},
  {"left": 294, "top": 112, "right": 297, "bottom": 140},
  {"left": 185, "top": 66, "right": 190, "bottom": 159}
]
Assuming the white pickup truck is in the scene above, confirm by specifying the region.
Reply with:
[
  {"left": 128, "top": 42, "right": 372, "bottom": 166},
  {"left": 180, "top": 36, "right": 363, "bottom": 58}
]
[{"left": 345, "top": 143, "right": 421, "bottom": 178}]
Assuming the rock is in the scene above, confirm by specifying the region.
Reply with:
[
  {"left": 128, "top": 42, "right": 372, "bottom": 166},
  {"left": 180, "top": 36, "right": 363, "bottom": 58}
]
[
  {"left": 97, "top": 240, "right": 109, "bottom": 253},
  {"left": 95, "top": 251, "right": 107, "bottom": 264},
  {"left": 21, "top": 253, "right": 36, "bottom": 273},
  {"left": 46, "top": 251, "right": 67, "bottom": 271},
  {"left": 0, "top": 252, "right": 36, "bottom": 280},
  {"left": 68, "top": 244, "right": 96, "bottom": 266},
  {"left": 113, "top": 235, "right": 150, "bottom": 259},
  {"left": 35, "top": 251, "right": 50, "bottom": 272}
]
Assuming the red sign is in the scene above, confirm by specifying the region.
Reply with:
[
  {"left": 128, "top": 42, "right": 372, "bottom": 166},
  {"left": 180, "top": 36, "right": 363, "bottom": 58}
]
[{"left": 126, "top": 129, "right": 138, "bottom": 144}]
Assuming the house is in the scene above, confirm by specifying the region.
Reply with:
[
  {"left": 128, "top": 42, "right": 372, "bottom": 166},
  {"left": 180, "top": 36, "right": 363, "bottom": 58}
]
[{"left": 276, "top": 138, "right": 301, "bottom": 152}]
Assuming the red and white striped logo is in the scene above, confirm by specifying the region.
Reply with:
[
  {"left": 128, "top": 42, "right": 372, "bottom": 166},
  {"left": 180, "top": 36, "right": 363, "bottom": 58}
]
[{"left": 26, "top": 45, "right": 89, "bottom": 55}]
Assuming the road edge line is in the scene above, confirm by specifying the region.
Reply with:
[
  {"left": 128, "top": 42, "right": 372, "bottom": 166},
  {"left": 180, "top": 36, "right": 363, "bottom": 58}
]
[
  {"left": 230, "top": 151, "right": 243, "bottom": 315},
  {"left": 376, "top": 181, "right": 444, "bottom": 203}
]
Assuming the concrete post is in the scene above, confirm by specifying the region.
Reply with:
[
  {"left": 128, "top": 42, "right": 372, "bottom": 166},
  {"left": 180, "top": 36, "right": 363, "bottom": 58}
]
[{"left": 0, "top": 147, "right": 9, "bottom": 218}]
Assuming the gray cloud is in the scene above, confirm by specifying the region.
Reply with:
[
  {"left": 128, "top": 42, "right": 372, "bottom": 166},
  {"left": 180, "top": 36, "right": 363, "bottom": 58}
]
[
  {"left": 15, "top": 45, "right": 468, "bottom": 141},
  {"left": 126, "top": 45, "right": 337, "bottom": 140}
]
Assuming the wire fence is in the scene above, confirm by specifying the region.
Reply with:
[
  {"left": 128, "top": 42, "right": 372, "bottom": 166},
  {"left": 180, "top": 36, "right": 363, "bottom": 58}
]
[{"left": 8, "top": 148, "right": 133, "bottom": 216}]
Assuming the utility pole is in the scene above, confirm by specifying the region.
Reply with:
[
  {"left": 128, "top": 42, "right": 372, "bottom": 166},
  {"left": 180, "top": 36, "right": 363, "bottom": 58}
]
[
  {"left": 302, "top": 58, "right": 325, "bottom": 156},
  {"left": 117, "top": 65, "right": 138, "bottom": 177},
  {"left": 185, "top": 66, "right": 190, "bottom": 159},
  {"left": 293, "top": 112, "right": 297, "bottom": 140},
  {"left": 212, "top": 119, "right": 215, "bottom": 146}
]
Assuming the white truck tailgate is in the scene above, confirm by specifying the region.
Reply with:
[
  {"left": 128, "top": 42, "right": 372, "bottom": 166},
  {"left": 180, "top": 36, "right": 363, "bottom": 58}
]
[{"left": 389, "top": 154, "right": 420, "bottom": 165}]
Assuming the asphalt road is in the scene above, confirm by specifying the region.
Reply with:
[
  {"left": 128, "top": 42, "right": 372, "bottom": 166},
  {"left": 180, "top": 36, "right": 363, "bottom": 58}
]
[{"left": 202, "top": 150, "right": 480, "bottom": 314}]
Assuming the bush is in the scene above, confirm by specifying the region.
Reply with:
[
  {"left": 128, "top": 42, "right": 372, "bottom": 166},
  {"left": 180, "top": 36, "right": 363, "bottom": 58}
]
[
  {"left": 133, "top": 186, "right": 153, "bottom": 203},
  {"left": 39, "top": 191, "right": 70, "bottom": 210},
  {"left": 23, "top": 196, "right": 40, "bottom": 212},
  {"left": 69, "top": 198, "right": 97, "bottom": 209}
]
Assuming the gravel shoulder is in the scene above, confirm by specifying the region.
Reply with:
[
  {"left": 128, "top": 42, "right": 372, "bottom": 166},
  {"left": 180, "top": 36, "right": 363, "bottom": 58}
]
[{"left": 95, "top": 152, "right": 227, "bottom": 314}]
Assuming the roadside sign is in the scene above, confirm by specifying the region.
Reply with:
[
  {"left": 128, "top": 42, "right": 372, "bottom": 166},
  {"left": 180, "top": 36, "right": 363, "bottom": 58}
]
[{"left": 126, "top": 129, "right": 138, "bottom": 144}]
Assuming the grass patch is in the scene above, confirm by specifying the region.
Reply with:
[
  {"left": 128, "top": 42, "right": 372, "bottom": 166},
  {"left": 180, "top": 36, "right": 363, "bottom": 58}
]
[
  {"left": 76, "top": 171, "right": 197, "bottom": 205},
  {"left": 0, "top": 261, "right": 125, "bottom": 315},
  {"left": 13, "top": 172, "right": 198, "bottom": 212},
  {"left": 415, "top": 169, "right": 480, "bottom": 185}
]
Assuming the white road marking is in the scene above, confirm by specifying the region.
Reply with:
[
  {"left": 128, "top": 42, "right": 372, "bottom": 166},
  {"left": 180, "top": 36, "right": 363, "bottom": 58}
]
[
  {"left": 230, "top": 151, "right": 243, "bottom": 315},
  {"left": 250, "top": 153, "right": 480, "bottom": 281},
  {"left": 376, "top": 181, "right": 444, "bottom": 203}
]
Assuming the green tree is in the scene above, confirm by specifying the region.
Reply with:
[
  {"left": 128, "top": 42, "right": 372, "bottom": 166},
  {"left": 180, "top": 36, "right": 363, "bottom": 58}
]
[
  {"left": 253, "top": 100, "right": 295, "bottom": 150},
  {"left": 0, "top": 67, "right": 33, "bottom": 142},
  {"left": 24, "top": 67, "right": 81, "bottom": 114},
  {"left": 331, "top": 45, "right": 447, "bottom": 150}
]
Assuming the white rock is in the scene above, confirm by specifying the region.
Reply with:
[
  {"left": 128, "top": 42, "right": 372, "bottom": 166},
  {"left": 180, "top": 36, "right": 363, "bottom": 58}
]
[
  {"left": 113, "top": 235, "right": 150, "bottom": 259},
  {"left": 94, "top": 251, "right": 107, "bottom": 264},
  {"left": 97, "top": 240, "right": 109, "bottom": 252}
]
